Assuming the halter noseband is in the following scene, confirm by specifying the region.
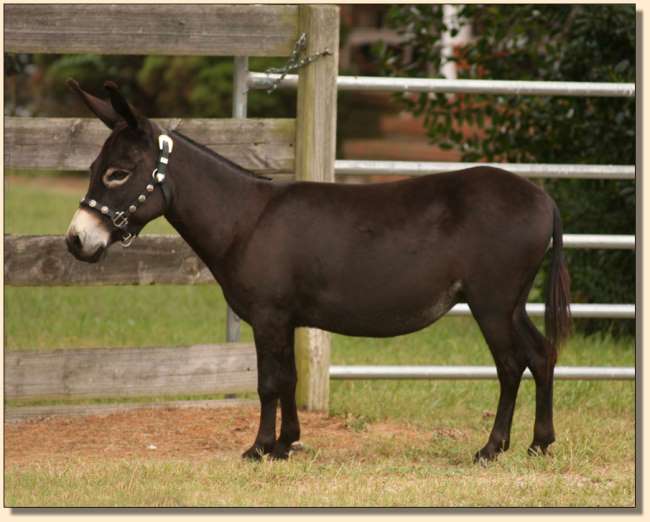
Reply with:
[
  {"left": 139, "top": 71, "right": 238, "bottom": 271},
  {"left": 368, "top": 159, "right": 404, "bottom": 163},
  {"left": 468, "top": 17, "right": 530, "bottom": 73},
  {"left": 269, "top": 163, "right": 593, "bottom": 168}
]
[{"left": 79, "top": 133, "right": 173, "bottom": 248}]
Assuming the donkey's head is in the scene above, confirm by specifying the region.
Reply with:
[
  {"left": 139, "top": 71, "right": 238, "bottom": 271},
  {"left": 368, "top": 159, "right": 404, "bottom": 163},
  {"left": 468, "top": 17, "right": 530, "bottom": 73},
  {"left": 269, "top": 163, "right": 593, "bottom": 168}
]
[{"left": 65, "top": 80, "right": 171, "bottom": 262}]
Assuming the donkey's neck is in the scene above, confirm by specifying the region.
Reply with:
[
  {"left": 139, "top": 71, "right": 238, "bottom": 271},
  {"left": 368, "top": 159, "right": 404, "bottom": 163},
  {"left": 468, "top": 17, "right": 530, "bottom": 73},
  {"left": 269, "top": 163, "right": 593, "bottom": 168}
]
[{"left": 162, "top": 131, "right": 274, "bottom": 284}]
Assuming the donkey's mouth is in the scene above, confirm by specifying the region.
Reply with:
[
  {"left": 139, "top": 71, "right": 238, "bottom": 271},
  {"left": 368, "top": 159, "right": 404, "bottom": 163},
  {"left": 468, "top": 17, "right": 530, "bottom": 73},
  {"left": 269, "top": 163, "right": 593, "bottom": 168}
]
[
  {"left": 81, "top": 247, "right": 107, "bottom": 264},
  {"left": 65, "top": 236, "right": 107, "bottom": 264}
]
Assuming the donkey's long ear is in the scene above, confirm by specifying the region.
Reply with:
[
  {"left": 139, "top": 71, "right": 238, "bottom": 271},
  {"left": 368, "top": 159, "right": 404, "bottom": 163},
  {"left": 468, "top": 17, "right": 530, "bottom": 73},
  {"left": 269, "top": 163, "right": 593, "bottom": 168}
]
[
  {"left": 66, "top": 78, "right": 121, "bottom": 129},
  {"left": 104, "top": 81, "right": 139, "bottom": 130}
]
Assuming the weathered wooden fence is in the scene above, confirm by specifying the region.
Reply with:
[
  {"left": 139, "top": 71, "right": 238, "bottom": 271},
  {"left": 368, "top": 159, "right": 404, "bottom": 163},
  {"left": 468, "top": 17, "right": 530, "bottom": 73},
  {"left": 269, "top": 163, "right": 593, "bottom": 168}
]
[
  {"left": 5, "top": 4, "right": 338, "bottom": 412},
  {"left": 5, "top": 5, "right": 635, "bottom": 419}
]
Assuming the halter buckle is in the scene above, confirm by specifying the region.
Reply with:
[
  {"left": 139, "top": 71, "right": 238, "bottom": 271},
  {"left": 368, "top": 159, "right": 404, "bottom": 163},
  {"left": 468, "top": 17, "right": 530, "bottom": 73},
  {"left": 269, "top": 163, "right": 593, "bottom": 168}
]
[
  {"left": 112, "top": 211, "right": 128, "bottom": 229},
  {"left": 120, "top": 232, "right": 135, "bottom": 248},
  {"left": 158, "top": 134, "right": 174, "bottom": 154}
]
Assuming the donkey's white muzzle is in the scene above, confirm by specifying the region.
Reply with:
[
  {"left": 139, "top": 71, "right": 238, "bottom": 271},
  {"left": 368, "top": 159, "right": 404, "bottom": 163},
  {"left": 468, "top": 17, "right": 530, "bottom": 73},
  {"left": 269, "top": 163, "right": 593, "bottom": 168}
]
[{"left": 66, "top": 208, "right": 111, "bottom": 262}]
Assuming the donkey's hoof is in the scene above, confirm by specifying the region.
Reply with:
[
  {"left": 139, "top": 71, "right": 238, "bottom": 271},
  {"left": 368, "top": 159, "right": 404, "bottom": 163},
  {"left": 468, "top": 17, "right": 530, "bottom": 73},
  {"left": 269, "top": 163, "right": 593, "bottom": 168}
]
[
  {"left": 242, "top": 446, "right": 265, "bottom": 461},
  {"left": 527, "top": 443, "right": 553, "bottom": 457},
  {"left": 473, "top": 450, "right": 496, "bottom": 465},
  {"left": 473, "top": 443, "right": 506, "bottom": 464},
  {"left": 269, "top": 445, "right": 291, "bottom": 461}
]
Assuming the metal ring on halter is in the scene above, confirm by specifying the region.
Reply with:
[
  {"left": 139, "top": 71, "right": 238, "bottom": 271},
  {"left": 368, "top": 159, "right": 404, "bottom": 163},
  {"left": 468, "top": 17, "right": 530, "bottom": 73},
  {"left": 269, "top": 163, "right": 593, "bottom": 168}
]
[
  {"left": 152, "top": 168, "right": 165, "bottom": 184},
  {"left": 120, "top": 232, "right": 134, "bottom": 248}
]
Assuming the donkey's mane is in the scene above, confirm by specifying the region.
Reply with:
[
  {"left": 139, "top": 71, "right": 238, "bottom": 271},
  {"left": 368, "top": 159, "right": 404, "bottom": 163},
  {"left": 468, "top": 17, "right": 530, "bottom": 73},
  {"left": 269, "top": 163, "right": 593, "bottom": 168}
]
[{"left": 170, "top": 130, "right": 272, "bottom": 181}]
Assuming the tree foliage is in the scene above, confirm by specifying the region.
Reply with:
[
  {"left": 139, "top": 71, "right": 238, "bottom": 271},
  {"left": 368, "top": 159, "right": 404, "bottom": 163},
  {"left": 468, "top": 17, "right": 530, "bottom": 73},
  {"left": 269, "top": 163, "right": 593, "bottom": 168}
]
[
  {"left": 5, "top": 54, "right": 296, "bottom": 119},
  {"left": 378, "top": 5, "right": 636, "bottom": 336}
]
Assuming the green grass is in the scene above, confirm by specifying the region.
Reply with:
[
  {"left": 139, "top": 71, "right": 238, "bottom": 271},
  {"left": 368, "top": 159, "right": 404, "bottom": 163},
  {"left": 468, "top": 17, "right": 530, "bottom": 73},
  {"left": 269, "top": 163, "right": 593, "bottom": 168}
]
[
  {"left": 4, "top": 450, "right": 635, "bottom": 507},
  {"left": 330, "top": 328, "right": 634, "bottom": 428},
  {"left": 5, "top": 285, "right": 252, "bottom": 351},
  {"left": 5, "top": 175, "right": 176, "bottom": 235},
  {"left": 4, "top": 175, "right": 637, "bottom": 507}
]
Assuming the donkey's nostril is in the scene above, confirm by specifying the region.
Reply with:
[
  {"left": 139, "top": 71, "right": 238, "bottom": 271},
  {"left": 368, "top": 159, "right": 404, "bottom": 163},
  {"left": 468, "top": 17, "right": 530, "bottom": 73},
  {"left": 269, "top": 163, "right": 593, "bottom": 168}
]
[{"left": 66, "top": 232, "right": 82, "bottom": 254}]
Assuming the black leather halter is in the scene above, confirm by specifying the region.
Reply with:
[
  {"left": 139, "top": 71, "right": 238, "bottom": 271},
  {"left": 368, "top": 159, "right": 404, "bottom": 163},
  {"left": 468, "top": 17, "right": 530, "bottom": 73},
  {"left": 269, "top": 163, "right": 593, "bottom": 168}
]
[{"left": 79, "top": 134, "right": 173, "bottom": 247}]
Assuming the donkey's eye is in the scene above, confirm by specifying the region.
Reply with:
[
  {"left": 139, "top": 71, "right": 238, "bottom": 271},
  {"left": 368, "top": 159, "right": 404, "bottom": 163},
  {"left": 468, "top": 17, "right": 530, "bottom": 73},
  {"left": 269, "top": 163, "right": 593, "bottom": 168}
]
[{"left": 102, "top": 167, "right": 132, "bottom": 188}]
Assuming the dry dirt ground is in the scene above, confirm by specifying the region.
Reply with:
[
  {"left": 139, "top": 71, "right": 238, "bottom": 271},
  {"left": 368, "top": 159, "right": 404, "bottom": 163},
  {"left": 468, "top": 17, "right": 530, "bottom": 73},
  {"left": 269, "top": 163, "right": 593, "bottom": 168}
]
[{"left": 5, "top": 405, "right": 447, "bottom": 467}]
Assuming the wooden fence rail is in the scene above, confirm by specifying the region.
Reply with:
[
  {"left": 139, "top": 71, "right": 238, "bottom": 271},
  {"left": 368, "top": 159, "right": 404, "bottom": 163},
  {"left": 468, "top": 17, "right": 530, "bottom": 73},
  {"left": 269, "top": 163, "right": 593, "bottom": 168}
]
[
  {"left": 5, "top": 343, "right": 257, "bottom": 400},
  {"left": 4, "top": 235, "right": 212, "bottom": 286},
  {"left": 5, "top": 4, "right": 299, "bottom": 57},
  {"left": 5, "top": 117, "right": 295, "bottom": 177}
]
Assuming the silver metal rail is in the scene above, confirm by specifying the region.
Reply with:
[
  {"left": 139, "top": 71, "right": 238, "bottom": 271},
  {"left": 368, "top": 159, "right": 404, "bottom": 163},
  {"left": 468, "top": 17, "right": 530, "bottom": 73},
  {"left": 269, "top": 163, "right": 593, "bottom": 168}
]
[
  {"left": 448, "top": 303, "right": 635, "bottom": 319},
  {"left": 335, "top": 160, "right": 635, "bottom": 180},
  {"left": 233, "top": 56, "right": 248, "bottom": 119},
  {"left": 226, "top": 56, "right": 249, "bottom": 344},
  {"left": 561, "top": 234, "right": 635, "bottom": 250},
  {"left": 247, "top": 67, "right": 634, "bottom": 387},
  {"left": 248, "top": 69, "right": 635, "bottom": 322},
  {"left": 330, "top": 365, "right": 635, "bottom": 381},
  {"left": 248, "top": 72, "right": 635, "bottom": 98}
]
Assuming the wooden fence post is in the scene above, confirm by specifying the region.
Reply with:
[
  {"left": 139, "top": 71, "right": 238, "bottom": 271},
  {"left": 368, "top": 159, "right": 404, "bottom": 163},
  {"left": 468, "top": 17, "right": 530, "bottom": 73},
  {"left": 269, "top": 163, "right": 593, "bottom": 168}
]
[{"left": 293, "top": 5, "right": 339, "bottom": 412}]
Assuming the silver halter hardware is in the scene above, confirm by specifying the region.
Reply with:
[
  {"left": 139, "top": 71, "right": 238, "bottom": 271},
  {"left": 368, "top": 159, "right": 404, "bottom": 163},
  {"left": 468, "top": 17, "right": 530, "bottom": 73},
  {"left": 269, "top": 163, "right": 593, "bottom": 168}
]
[
  {"left": 154, "top": 134, "right": 174, "bottom": 183},
  {"left": 79, "top": 133, "right": 173, "bottom": 248}
]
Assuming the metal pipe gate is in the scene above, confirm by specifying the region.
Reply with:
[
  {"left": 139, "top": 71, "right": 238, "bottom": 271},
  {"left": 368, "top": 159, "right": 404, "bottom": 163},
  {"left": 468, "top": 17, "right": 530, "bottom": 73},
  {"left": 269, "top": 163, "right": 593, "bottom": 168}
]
[{"left": 228, "top": 54, "right": 636, "bottom": 383}]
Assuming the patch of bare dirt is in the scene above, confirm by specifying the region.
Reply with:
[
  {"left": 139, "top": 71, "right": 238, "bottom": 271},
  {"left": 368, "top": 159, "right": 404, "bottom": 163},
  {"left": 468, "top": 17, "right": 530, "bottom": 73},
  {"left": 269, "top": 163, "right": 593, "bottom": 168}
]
[{"left": 4, "top": 405, "right": 452, "bottom": 467}]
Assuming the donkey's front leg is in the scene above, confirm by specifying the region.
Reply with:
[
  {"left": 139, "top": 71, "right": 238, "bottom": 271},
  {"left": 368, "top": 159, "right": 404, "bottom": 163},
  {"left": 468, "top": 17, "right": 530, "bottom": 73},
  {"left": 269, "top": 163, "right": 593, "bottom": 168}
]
[
  {"left": 242, "top": 347, "right": 278, "bottom": 460},
  {"left": 242, "top": 316, "right": 297, "bottom": 460}
]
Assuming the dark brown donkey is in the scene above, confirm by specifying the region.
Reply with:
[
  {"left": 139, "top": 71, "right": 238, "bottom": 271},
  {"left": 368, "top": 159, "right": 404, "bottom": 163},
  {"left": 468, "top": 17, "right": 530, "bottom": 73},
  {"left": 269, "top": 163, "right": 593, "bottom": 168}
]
[{"left": 65, "top": 80, "right": 571, "bottom": 462}]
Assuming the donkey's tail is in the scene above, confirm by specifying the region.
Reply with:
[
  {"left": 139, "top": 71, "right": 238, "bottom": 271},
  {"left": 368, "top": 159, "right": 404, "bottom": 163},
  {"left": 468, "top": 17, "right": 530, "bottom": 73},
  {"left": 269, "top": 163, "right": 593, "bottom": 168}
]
[{"left": 545, "top": 204, "right": 572, "bottom": 359}]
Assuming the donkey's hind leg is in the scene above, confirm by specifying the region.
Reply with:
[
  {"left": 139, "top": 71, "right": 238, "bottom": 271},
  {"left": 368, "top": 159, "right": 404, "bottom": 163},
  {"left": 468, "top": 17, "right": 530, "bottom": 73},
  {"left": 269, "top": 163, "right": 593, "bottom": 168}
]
[
  {"left": 471, "top": 310, "right": 527, "bottom": 462},
  {"left": 518, "top": 312, "right": 557, "bottom": 455},
  {"left": 272, "top": 335, "right": 301, "bottom": 460}
]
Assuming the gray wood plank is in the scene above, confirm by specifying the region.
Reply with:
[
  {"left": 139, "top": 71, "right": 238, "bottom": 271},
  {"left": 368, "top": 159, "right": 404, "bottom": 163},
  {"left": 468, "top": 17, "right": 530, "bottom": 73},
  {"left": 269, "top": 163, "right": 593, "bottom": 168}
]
[
  {"left": 5, "top": 343, "right": 258, "bottom": 400},
  {"left": 5, "top": 117, "right": 295, "bottom": 176},
  {"left": 5, "top": 4, "right": 299, "bottom": 57},
  {"left": 5, "top": 399, "right": 257, "bottom": 423},
  {"left": 4, "top": 234, "right": 214, "bottom": 287}
]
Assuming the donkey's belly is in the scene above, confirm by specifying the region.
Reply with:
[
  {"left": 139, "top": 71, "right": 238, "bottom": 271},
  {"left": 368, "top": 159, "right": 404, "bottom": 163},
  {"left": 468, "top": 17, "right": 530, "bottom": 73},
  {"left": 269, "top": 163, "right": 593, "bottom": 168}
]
[{"left": 299, "top": 280, "right": 463, "bottom": 337}]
